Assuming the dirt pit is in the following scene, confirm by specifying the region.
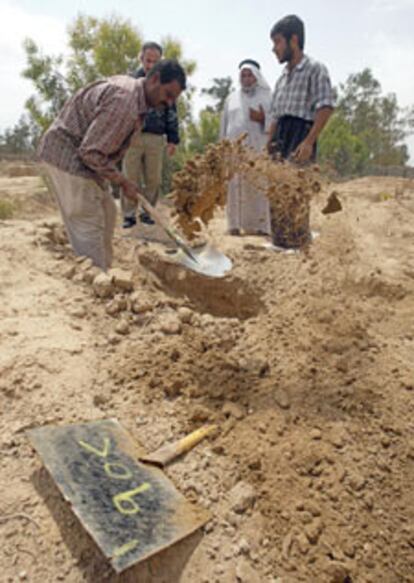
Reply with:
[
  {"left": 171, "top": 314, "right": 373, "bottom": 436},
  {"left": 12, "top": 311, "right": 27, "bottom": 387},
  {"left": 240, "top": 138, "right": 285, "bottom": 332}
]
[{"left": 137, "top": 247, "right": 265, "bottom": 319}]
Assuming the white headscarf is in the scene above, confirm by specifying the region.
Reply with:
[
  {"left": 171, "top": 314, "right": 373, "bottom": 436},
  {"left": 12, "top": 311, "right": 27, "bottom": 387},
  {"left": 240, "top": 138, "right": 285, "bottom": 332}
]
[
  {"left": 221, "top": 63, "right": 272, "bottom": 150},
  {"left": 239, "top": 63, "right": 271, "bottom": 93}
]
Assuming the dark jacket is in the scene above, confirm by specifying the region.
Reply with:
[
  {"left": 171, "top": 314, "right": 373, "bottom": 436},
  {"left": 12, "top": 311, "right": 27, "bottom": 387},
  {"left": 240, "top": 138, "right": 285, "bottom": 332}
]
[{"left": 132, "top": 67, "right": 180, "bottom": 144}]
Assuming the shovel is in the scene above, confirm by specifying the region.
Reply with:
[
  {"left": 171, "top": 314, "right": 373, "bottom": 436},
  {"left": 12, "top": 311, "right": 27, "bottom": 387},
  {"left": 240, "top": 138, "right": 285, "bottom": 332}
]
[
  {"left": 134, "top": 189, "right": 199, "bottom": 263},
  {"left": 133, "top": 190, "right": 232, "bottom": 278}
]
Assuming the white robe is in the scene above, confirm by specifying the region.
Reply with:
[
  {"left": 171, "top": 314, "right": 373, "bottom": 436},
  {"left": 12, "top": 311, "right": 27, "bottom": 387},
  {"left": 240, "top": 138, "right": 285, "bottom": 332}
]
[{"left": 221, "top": 84, "right": 272, "bottom": 234}]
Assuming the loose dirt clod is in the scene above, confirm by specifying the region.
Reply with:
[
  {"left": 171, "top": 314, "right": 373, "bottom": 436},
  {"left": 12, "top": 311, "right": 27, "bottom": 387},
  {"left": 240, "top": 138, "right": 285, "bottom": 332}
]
[
  {"left": 171, "top": 137, "right": 321, "bottom": 248},
  {"left": 322, "top": 191, "right": 343, "bottom": 215}
]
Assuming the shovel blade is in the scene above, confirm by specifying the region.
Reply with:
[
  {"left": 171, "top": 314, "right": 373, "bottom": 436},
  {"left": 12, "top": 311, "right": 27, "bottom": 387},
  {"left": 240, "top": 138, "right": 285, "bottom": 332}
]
[{"left": 171, "top": 244, "right": 232, "bottom": 278}]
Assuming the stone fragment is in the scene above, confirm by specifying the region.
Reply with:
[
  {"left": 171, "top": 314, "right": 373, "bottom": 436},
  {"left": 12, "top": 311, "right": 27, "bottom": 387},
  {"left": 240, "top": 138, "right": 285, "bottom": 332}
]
[
  {"left": 304, "top": 518, "right": 324, "bottom": 544},
  {"left": 177, "top": 306, "right": 193, "bottom": 323},
  {"left": 83, "top": 266, "right": 101, "bottom": 284},
  {"left": 106, "top": 296, "right": 127, "bottom": 316},
  {"left": 78, "top": 258, "right": 94, "bottom": 272},
  {"left": 322, "top": 191, "right": 342, "bottom": 215},
  {"left": 93, "top": 394, "right": 109, "bottom": 407},
  {"left": 222, "top": 401, "right": 245, "bottom": 420},
  {"left": 93, "top": 273, "right": 114, "bottom": 298},
  {"left": 235, "top": 557, "right": 261, "bottom": 583},
  {"left": 347, "top": 470, "right": 366, "bottom": 491},
  {"left": 163, "top": 379, "right": 184, "bottom": 398},
  {"left": 229, "top": 481, "right": 256, "bottom": 514},
  {"left": 159, "top": 314, "right": 182, "bottom": 335},
  {"left": 190, "top": 405, "right": 212, "bottom": 423},
  {"left": 310, "top": 428, "right": 322, "bottom": 440},
  {"left": 247, "top": 455, "right": 262, "bottom": 471},
  {"left": 108, "top": 268, "right": 134, "bottom": 292},
  {"left": 63, "top": 265, "right": 76, "bottom": 279},
  {"left": 70, "top": 305, "right": 87, "bottom": 319},
  {"left": 296, "top": 532, "right": 310, "bottom": 555},
  {"left": 273, "top": 388, "right": 290, "bottom": 409},
  {"left": 115, "top": 319, "right": 130, "bottom": 335},
  {"left": 130, "top": 292, "right": 154, "bottom": 314},
  {"left": 303, "top": 501, "right": 321, "bottom": 517},
  {"left": 323, "top": 561, "right": 351, "bottom": 583},
  {"left": 235, "top": 538, "right": 250, "bottom": 555}
]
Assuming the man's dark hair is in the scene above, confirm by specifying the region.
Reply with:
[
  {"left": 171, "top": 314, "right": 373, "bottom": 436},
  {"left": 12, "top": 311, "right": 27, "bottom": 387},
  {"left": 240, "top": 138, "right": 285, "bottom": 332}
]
[
  {"left": 238, "top": 59, "right": 261, "bottom": 70},
  {"left": 270, "top": 15, "right": 305, "bottom": 50},
  {"left": 141, "top": 41, "right": 163, "bottom": 55},
  {"left": 146, "top": 59, "right": 187, "bottom": 90}
]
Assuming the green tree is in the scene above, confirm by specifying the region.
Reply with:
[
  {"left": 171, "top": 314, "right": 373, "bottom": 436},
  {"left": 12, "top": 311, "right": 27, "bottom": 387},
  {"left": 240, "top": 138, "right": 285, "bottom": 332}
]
[
  {"left": 201, "top": 77, "right": 233, "bottom": 113},
  {"left": 161, "top": 36, "right": 196, "bottom": 77},
  {"left": 0, "top": 115, "right": 40, "bottom": 155},
  {"left": 318, "top": 113, "right": 370, "bottom": 176},
  {"left": 21, "top": 14, "right": 196, "bottom": 141},
  {"left": 336, "top": 68, "right": 411, "bottom": 167},
  {"left": 22, "top": 14, "right": 143, "bottom": 133},
  {"left": 22, "top": 38, "right": 68, "bottom": 131},
  {"left": 66, "top": 14, "right": 142, "bottom": 89},
  {"left": 186, "top": 109, "right": 221, "bottom": 154}
]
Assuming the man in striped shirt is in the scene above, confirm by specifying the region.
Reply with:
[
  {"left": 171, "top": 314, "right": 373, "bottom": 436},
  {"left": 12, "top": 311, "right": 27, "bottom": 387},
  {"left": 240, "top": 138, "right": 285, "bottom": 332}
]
[
  {"left": 38, "top": 60, "right": 186, "bottom": 270},
  {"left": 268, "top": 15, "right": 334, "bottom": 163}
]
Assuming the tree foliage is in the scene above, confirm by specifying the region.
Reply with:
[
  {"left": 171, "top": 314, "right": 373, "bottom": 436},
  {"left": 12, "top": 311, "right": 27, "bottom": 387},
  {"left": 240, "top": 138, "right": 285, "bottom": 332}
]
[
  {"left": 20, "top": 14, "right": 196, "bottom": 140},
  {"left": 65, "top": 15, "right": 142, "bottom": 89},
  {"left": 186, "top": 109, "right": 221, "bottom": 154},
  {"left": 22, "top": 38, "right": 68, "bottom": 131},
  {"left": 318, "top": 113, "right": 369, "bottom": 176},
  {"left": 320, "top": 68, "right": 412, "bottom": 174},
  {"left": 0, "top": 115, "right": 40, "bottom": 155},
  {"left": 21, "top": 15, "right": 143, "bottom": 133},
  {"left": 201, "top": 77, "right": 233, "bottom": 113}
]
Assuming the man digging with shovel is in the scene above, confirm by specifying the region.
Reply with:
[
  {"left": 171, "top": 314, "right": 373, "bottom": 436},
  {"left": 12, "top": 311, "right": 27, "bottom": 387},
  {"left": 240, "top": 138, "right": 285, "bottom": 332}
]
[{"left": 38, "top": 60, "right": 186, "bottom": 271}]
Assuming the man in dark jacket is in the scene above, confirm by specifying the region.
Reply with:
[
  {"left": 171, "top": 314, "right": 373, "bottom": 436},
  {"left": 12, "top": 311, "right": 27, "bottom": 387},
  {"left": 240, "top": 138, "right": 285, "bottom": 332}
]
[{"left": 122, "top": 41, "right": 180, "bottom": 227}]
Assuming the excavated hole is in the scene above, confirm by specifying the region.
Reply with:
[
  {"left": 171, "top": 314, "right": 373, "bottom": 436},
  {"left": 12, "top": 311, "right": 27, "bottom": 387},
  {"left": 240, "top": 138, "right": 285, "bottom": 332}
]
[{"left": 138, "top": 248, "right": 264, "bottom": 320}]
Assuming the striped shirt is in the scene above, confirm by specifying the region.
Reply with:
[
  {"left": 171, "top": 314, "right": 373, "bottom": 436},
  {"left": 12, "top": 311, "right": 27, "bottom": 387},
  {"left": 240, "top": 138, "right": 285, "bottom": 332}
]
[
  {"left": 38, "top": 76, "right": 148, "bottom": 183},
  {"left": 271, "top": 55, "right": 334, "bottom": 123}
]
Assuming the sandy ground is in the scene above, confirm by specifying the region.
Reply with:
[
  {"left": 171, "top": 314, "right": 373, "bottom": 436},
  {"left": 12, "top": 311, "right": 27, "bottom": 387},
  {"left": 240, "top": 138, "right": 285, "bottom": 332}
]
[{"left": 1, "top": 162, "right": 414, "bottom": 583}]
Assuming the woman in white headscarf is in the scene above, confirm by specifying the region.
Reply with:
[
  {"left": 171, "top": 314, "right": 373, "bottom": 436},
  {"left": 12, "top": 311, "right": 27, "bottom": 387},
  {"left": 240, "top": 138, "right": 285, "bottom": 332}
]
[{"left": 221, "top": 59, "right": 272, "bottom": 235}]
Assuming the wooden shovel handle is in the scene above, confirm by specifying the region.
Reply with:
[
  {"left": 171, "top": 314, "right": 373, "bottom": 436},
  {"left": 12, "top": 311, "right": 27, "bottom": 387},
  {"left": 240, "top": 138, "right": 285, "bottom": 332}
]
[{"left": 141, "top": 425, "right": 218, "bottom": 468}]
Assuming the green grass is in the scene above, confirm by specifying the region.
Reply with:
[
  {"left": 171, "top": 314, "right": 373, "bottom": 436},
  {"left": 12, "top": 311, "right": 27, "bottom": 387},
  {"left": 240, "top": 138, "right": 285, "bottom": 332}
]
[{"left": 0, "top": 199, "right": 15, "bottom": 219}]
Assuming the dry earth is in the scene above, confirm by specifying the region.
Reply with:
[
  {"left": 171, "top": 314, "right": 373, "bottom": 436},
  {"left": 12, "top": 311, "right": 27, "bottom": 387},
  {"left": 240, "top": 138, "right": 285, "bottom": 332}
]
[{"left": 1, "top": 161, "right": 414, "bottom": 583}]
